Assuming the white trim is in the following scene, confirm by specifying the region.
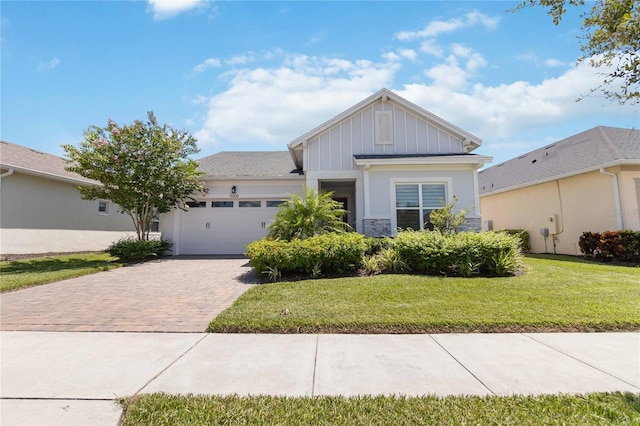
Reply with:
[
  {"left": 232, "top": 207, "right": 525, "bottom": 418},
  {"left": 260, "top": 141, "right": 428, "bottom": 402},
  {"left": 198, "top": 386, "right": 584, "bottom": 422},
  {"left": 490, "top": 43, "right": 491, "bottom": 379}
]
[
  {"left": 353, "top": 155, "right": 492, "bottom": 167},
  {"left": 0, "top": 164, "right": 97, "bottom": 186},
  {"left": 479, "top": 159, "right": 640, "bottom": 197},
  {"left": 472, "top": 169, "right": 481, "bottom": 216},
  {"left": 389, "top": 177, "right": 453, "bottom": 233},
  {"left": 364, "top": 167, "right": 371, "bottom": 217},
  {"left": 200, "top": 174, "right": 304, "bottom": 181}
]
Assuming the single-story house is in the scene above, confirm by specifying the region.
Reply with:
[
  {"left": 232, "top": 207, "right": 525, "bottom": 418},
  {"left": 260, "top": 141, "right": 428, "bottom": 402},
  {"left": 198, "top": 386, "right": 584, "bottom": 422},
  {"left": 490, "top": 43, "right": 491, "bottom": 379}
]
[
  {"left": 478, "top": 126, "right": 640, "bottom": 255},
  {"left": 0, "top": 140, "right": 137, "bottom": 255},
  {"left": 161, "top": 88, "right": 492, "bottom": 255}
]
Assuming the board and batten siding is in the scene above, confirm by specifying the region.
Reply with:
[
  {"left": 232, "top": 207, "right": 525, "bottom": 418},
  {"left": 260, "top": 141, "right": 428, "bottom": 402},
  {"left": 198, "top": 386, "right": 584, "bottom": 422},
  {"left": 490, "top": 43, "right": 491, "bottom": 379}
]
[{"left": 306, "top": 100, "right": 465, "bottom": 172}]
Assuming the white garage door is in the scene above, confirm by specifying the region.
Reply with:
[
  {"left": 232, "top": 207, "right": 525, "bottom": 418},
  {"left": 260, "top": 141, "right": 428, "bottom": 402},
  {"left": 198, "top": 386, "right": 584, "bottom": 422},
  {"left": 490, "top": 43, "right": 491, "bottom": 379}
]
[{"left": 179, "top": 200, "right": 281, "bottom": 255}]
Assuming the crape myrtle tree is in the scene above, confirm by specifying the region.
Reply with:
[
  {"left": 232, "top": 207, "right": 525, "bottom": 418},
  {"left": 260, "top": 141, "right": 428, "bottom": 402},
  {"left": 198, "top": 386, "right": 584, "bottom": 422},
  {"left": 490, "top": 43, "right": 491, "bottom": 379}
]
[
  {"left": 516, "top": 0, "right": 639, "bottom": 104},
  {"left": 63, "top": 111, "right": 203, "bottom": 241}
]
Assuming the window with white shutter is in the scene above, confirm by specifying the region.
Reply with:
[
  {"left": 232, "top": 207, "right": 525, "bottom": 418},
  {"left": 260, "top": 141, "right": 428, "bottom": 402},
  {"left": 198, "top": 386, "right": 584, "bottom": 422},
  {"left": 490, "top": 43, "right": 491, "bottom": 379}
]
[{"left": 375, "top": 110, "right": 393, "bottom": 145}]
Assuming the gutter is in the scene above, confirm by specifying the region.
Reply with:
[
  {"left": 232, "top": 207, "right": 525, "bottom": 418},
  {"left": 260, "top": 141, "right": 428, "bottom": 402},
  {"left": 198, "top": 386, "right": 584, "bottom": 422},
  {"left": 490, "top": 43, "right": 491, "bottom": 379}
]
[{"left": 599, "top": 168, "right": 624, "bottom": 229}]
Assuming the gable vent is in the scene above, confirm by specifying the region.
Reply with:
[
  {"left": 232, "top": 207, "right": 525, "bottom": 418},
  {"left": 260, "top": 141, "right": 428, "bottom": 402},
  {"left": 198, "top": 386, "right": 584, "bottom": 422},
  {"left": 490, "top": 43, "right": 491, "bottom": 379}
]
[{"left": 375, "top": 110, "right": 393, "bottom": 145}]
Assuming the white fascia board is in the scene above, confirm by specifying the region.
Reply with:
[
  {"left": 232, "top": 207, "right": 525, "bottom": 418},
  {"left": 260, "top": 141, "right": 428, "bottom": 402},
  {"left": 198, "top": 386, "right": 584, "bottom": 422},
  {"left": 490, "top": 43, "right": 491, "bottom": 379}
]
[
  {"left": 353, "top": 155, "right": 493, "bottom": 167},
  {"left": 479, "top": 159, "right": 640, "bottom": 197},
  {"left": 1, "top": 164, "right": 98, "bottom": 186},
  {"left": 200, "top": 174, "right": 305, "bottom": 181}
]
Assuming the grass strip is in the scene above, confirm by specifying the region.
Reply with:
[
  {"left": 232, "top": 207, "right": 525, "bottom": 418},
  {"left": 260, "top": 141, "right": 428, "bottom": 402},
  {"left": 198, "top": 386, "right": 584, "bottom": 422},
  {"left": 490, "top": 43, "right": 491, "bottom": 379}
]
[
  {"left": 208, "top": 255, "right": 640, "bottom": 333},
  {"left": 0, "top": 252, "right": 124, "bottom": 292},
  {"left": 121, "top": 392, "right": 640, "bottom": 425}
]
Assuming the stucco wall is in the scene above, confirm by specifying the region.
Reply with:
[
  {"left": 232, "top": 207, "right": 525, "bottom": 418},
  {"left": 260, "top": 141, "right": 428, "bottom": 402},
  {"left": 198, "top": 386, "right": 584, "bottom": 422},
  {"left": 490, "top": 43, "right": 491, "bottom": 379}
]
[
  {"left": 619, "top": 165, "right": 640, "bottom": 230},
  {"left": 480, "top": 169, "right": 631, "bottom": 255},
  {"left": 0, "top": 172, "right": 136, "bottom": 254}
]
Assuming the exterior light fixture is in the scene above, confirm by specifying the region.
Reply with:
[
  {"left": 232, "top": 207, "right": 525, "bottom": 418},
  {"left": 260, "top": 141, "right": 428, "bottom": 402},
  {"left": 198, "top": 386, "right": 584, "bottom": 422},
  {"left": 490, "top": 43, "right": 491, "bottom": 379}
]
[{"left": 231, "top": 185, "right": 237, "bottom": 194}]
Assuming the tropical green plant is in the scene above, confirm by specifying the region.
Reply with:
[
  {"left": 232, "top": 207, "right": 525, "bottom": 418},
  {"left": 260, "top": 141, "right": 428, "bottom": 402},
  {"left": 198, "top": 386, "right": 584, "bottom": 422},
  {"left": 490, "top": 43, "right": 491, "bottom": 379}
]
[
  {"left": 63, "top": 112, "right": 203, "bottom": 241},
  {"left": 267, "top": 186, "right": 351, "bottom": 241},
  {"left": 428, "top": 196, "right": 473, "bottom": 234}
]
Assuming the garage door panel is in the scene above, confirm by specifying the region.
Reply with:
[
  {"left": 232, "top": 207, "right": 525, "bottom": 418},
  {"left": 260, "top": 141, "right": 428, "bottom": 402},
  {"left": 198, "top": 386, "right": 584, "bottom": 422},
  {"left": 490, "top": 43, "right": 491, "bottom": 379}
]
[{"left": 179, "top": 202, "right": 277, "bottom": 255}]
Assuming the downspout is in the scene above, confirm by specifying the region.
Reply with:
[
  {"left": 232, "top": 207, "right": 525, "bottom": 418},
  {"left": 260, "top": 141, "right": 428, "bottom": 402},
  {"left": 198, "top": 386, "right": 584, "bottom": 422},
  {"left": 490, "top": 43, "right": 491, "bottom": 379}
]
[
  {"left": 0, "top": 168, "right": 15, "bottom": 178},
  {"left": 599, "top": 168, "right": 623, "bottom": 229}
]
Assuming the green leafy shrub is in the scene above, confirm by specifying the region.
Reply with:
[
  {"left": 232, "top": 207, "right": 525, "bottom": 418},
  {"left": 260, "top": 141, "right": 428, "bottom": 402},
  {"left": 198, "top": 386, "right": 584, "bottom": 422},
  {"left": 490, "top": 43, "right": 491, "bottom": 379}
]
[
  {"left": 107, "top": 237, "right": 172, "bottom": 261},
  {"left": 580, "top": 230, "right": 640, "bottom": 263},
  {"left": 246, "top": 233, "right": 366, "bottom": 280},
  {"left": 363, "top": 237, "right": 395, "bottom": 257},
  {"left": 394, "top": 231, "right": 522, "bottom": 277},
  {"left": 499, "top": 229, "right": 531, "bottom": 253}
]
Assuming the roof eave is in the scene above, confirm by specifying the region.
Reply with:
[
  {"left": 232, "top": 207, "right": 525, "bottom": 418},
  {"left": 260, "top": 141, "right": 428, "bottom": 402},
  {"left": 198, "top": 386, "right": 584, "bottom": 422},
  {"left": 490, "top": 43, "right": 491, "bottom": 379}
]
[
  {"left": 200, "top": 173, "right": 305, "bottom": 181},
  {"left": 0, "top": 164, "right": 98, "bottom": 186},
  {"left": 353, "top": 155, "right": 493, "bottom": 167},
  {"left": 479, "top": 159, "right": 640, "bottom": 196}
]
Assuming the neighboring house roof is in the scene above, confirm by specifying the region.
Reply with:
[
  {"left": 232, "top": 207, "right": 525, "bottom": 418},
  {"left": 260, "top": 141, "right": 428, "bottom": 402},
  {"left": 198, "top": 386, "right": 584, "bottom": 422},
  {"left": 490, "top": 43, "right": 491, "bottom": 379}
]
[
  {"left": 197, "top": 151, "right": 302, "bottom": 178},
  {"left": 287, "top": 88, "right": 483, "bottom": 169},
  {"left": 0, "top": 140, "right": 96, "bottom": 185},
  {"left": 479, "top": 126, "right": 640, "bottom": 196}
]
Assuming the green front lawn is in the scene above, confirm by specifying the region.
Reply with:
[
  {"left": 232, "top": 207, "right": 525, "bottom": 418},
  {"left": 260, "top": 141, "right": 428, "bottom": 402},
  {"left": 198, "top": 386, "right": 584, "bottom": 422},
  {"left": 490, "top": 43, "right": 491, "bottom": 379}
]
[
  {"left": 0, "top": 252, "right": 124, "bottom": 293},
  {"left": 208, "top": 255, "right": 640, "bottom": 333},
  {"left": 121, "top": 393, "right": 640, "bottom": 425}
]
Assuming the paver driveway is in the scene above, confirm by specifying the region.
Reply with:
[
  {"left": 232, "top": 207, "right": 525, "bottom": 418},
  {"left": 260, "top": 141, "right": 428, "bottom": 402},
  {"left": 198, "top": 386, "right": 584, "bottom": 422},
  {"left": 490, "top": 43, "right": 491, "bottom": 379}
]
[{"left": 0, "top": 257, "right": 258, "bottom": 332}]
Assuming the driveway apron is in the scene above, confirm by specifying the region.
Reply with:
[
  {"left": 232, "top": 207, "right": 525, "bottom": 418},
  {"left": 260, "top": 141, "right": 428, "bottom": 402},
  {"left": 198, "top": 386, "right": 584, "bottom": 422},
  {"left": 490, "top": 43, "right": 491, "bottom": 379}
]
[{"left": 0, "top": 257, "right": 257, "bottom": 332}]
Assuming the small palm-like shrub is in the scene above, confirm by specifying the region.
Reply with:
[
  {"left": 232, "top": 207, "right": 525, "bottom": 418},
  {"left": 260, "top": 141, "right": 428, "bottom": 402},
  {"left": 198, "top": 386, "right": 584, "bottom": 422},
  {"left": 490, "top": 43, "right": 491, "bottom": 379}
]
[{"left": 268, "top": 187, "right": 351, "bottom": 241}]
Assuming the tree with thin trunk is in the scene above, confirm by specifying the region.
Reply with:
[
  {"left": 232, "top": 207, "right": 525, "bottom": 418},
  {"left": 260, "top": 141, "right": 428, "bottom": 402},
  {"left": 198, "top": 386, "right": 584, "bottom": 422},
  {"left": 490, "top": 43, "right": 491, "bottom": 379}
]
[{"left": 63, "top": 112, "right": 203, "bottom": 241}]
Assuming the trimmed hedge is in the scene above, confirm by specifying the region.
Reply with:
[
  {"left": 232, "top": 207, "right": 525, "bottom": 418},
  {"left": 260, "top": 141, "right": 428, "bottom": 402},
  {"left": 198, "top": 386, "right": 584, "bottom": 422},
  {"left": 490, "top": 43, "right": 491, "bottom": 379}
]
[
  {"left": 394, "top": 231, "right": 522, "bottom": 277},
  {"left": 246, "top": 233, "right": 367, "bottom": 278},
  {"left": 107, "top": 237, "right": 172, "bottom": 261},
  {"left": 499, "top": 229, "right": 531, "bottom": 253},
  {"left": 579, "top": 230, "right": 640, "bottom": 263}
]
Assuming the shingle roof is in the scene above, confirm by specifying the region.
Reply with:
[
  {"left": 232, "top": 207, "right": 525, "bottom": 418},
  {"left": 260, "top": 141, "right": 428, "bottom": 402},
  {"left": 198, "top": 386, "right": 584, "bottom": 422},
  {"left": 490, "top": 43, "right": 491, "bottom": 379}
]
[
  {"left": 479, "top": 126, "right": 640, "bottom": 195},
  {"left": 0, "top": 140, "right": 96, "bottom": 184},
  {"left": 197, "top": 151, "right": 302, "bottom": 177}
]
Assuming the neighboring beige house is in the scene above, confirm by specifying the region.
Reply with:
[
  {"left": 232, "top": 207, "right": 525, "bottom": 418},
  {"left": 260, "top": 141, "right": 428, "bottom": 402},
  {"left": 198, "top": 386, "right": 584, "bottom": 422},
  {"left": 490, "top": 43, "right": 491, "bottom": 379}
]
[
  {"left": 479, "top": 126, "right": 640, "bottom": 255},
  {"left": 0, "top": 140, "right": 137, "bottom": 255},
  {"left": 162, "top": 88, "right": 492, "bottom": 255}
]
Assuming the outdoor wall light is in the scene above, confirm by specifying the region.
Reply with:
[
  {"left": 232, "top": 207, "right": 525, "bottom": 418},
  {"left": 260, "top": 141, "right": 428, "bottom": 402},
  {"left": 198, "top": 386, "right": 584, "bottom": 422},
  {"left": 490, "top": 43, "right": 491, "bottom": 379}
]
[{"left": 231, "top": 185, "right": 237, "bottom": 194}]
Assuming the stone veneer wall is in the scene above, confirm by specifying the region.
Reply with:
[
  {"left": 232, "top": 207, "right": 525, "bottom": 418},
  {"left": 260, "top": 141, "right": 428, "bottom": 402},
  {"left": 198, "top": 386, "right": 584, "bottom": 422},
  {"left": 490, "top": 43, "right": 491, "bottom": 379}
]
[
  {"left": 458, "top": 217, "right": 482, "bottom": 232},
  {"left": 363, "top": 218, "right": 392, "bottom": 237}
]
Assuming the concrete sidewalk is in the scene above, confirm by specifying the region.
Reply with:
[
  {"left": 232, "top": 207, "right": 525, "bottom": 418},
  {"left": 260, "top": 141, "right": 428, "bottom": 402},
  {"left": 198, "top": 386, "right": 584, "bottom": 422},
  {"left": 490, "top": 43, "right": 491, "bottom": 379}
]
[{"left": 1, "top": 331, "right": 639, "bottom": 425}]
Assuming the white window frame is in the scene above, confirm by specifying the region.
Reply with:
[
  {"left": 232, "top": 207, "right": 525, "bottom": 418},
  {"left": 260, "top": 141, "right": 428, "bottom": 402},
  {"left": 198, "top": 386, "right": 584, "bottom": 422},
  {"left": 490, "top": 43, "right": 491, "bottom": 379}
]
[
  {"left": 389, "top": 177, "right": 452, "bottom": 233},
  {"left": 98, "top": 200, "right": 109, "bottom": 215}
]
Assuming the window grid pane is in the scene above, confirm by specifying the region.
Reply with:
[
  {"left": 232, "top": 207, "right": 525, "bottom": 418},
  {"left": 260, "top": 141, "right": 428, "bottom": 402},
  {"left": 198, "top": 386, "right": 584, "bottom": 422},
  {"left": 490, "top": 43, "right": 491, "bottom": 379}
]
[
  {"left": 397, "top": 210, "right": 420, "bottom": 231},
  {"left": 396, "top": 184, "right": 419, "bottom": 208},
  {"left": 422, "top": 184, "right": 446, "bottom": 208},
  {"left": 239, "top": 200, "right": 261, "bottom": 208}
]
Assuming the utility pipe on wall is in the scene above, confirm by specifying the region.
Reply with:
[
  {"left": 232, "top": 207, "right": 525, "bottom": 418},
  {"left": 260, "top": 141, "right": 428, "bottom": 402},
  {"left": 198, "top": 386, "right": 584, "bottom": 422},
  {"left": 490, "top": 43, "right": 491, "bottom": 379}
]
[{"left": 599, "top": 168, "right": 623, "bottom": 229}]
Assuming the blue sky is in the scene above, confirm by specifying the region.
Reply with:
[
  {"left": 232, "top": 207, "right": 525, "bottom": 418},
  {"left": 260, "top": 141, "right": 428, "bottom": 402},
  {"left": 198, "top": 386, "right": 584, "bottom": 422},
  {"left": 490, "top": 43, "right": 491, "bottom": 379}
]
[{"left": 2, "top": 0, "right": 638, "bottom": 166}]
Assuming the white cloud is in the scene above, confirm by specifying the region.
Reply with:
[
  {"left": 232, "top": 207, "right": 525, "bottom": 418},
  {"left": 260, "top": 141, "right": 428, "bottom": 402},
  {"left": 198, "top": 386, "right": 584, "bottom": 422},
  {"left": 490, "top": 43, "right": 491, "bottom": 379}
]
[
  {"left": 225, "top": 54, "right": 257, "bottom": 66},
  {"left": 191, "top": 47, "right": 636, "bottom": 165},
  {"left": 399, "top": 59, "right": 636, "bottom": 144},
  {"left": 194, "top": 55, "right": 398, "bottom": 146},
  {"left": 544, "top": 58, "right": 565, "bottom": 68},
  {"left": 38, "top": 57, "right": 60, "bottom": 70},
  {"left": 399, "top": 49, "right": 417, "bottom": 61},
  {"left": 193, "top": 57, "right": 221, "bottom": 73},
  {"left": 394, "top": 11, "right": 499, "bottom": 41},
  {"left": 147, "top": 0, "right": 205, "bottom": 20},
  {"left": 420, "top": 39, "right": 444, "bottom": 57}
]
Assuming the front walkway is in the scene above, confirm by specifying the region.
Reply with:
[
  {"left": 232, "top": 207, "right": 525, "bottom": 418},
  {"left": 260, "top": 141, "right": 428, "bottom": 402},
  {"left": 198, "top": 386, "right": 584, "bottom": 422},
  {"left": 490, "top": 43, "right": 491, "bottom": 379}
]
[{"left": 0, "top": 258, "right": 257, "bottom": 332}]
